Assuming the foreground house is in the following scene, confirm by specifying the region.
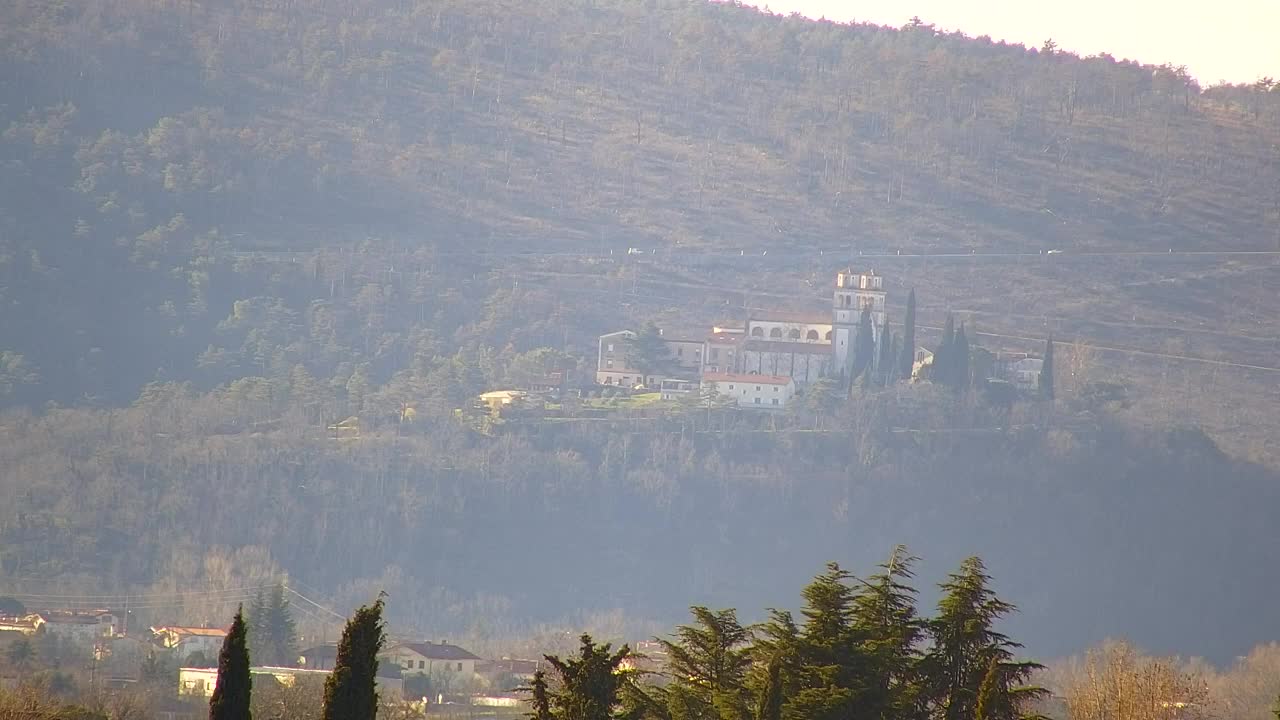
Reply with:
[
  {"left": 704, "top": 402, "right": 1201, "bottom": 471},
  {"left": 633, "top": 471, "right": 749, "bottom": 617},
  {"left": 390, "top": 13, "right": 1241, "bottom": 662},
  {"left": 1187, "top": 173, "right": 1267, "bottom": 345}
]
[{"left": 382, "top": 641, "right": 481, "bottom": 683}]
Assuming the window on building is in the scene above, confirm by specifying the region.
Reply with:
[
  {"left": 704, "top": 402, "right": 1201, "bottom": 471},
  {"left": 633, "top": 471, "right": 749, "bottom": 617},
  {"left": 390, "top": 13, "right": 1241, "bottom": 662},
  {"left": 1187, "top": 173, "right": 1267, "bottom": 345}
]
[
  {"left": 788, "top": 328, "right": 801, "bottom": 339},
  {"left": 756, "top": 385, "right": 761, "bottom": 391},
  {"left": 728, "top": 384, "right": 734, "bottom": 390},
  {"left": 807, "top": 330, "right": 819, "bottom": 340},
  {"left": 607, "top": 343, "right": 614, "bottom": 352},
  {"left": 769, "top": 328, "right": 782, "bottom": 338},
  {"left": 751, "top": 326, "right": 764, "bottom": 337},
  {"left": 754, "top": 397, "right": 761, "bottom": 404},
  {"left": 419, "top": 660, "right": 426, "bottom": 669},
  {"left": 606, "top": 359, "right": 613, "bottom": 368},
  {"left": 774, "top": 386, "right": 779, "bottom": 392},
  {"left": 772, "top": 399, "right": 779, "bottom": 405},
  {"left": 457, "top": 662, "right": 463, "bottom": 671}
]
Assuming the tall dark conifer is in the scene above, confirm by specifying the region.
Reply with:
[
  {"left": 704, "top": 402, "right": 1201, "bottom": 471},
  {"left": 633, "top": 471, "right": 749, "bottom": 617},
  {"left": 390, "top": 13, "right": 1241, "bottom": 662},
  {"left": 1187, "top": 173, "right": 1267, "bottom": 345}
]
[
  {"left": 209, "top": 607, "right": 251, "bottom": 720},
  {"left": 900, "top": 289, "right": 917, "bottom": 380},
  {"left": 853, "top": 308, "right": 875, "bottom": 379},
  {"left": 264, "top": 584, "right": 297, "bottom": 667},
  {"left": 877, "top": 321, "right": 894, "bottom": 385},
  {"left": 1039, "top": 337, "right": 1055, "bottom": 401},
  {"left": 954, "top": 324, "right": 971, "bottom": 390},
  {"left": 934, "top": 314, "right": 956, "bottom": 386},
  {"left": 322, "top": 597, "right": 386, "bottom": 720},
  {"left": 787, "top": 564, "right": 861, "bottom": 720}
]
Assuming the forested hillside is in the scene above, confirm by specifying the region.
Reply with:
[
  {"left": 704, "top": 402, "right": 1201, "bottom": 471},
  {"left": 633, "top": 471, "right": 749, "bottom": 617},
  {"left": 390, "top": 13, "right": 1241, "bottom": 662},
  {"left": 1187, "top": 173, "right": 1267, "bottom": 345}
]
[
  {"left": 2, "top": 0, "right": 1279, "bottom": 406},
  {"left": 2, "top": 0, "right": 1280, "bottom": 665}
]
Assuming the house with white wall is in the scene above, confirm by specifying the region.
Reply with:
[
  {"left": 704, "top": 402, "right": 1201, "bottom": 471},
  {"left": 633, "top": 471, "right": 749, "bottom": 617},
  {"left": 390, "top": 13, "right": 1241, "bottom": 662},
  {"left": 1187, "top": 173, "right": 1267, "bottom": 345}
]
[
  {"left": 701, "top": 373, "right": 796, "bottom": 409},
  {"left": 382, "top": 641, "right": 481, "bottom": 691}
]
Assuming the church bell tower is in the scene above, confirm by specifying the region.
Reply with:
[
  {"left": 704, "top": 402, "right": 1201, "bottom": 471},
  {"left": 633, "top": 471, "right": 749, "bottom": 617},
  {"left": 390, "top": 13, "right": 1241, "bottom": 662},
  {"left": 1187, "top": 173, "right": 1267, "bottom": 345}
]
[{"left": 832, "top": 269, "right": 887, "bottom": 377}]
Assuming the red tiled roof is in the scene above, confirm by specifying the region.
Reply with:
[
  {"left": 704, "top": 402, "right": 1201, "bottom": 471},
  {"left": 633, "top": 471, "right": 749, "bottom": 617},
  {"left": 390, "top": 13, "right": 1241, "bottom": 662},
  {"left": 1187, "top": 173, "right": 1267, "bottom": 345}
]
[
  {"left": 701, "top": 373, "right": 794, "bottom": 386},
  {"left": 742, "top": 340, "right": 833, "bottom": 355}
]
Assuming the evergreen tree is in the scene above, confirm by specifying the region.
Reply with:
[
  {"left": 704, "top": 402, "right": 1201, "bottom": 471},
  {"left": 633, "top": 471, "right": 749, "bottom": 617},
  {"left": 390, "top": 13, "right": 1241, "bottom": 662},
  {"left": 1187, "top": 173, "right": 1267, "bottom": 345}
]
[
  {"left": 755, "top": 656, "right": 783, "bottom": 720},
  {"left": 544, "top": 634, "right": 632, "bottom": 720},
  {"left": 1039, "top": 337, "right": 1055, "bottom": 401},
  {"left": 209, "top": 607, "right": 251, "bottom": 720},
  {"left": 787, "top": 563, "right": 862, "bottom": 720},
  {"left": 927, "top": 558, "right": 1044, "bottom": 720},
  {"left": 657, "top": 607, "right": 753, "bottom": 720},
  {"left": 247, "top": 589, "right": 268, "bottom": 659},
  {"left": 625, "top": 324, "right": 672, "bottom": 379},
  {"left": 264, "top": 584, "right": 298, "bottom": 667},
  {"left": 525, "top": 669, "right": 554, "bottom": 720},
  {"left": 322, "top": 596, "right": 386, "bottom": 720},
  {"left": 954, "top": 324, "right": 971, "bottom": 390},
  {"left": 974, "top": 659, "right": 1000, "bottom": 720},
  {"left": 851, "top": 547, "right": 926, "bottom": 720},
  {"left": 933, "top": 314, "right": 956, "bottom": 386},
  {"left": 877, "top": 321, "right": 894, "bottom": 385},
  {"left": 853, "top": 308, "right": 875, "bottom": 379},
  {"left": 900, "top": 289, "right": 917, "bottom": 380}
]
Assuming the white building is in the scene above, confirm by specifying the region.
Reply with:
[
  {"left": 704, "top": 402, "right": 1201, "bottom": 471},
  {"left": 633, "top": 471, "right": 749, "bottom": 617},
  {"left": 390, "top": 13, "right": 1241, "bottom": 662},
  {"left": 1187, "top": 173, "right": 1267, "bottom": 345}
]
[
  {"left": 598, "top": 269, "right": 888, "bottom": 389},
  {"left": 701, "top": 373, "right": 796, "bottom": 409},
  {"left": 382, "top": 641, "right": 481, "bottom": 686},
  {"left": 997, "top": 357, "right": 1044, "bottom": 392},
  {"left": 832, "top": 270, "right": 887, "bottom": 377},
  {"left": 151, "top": 626, "right": 227, "bottom": 662},
  {"left": 179, "top": 665, "right": 403, "bottom": 700}
]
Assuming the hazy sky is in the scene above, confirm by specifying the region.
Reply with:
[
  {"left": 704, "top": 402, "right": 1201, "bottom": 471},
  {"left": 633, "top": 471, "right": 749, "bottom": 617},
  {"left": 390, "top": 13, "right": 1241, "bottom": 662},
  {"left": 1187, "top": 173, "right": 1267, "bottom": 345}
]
[{"left": 740, "top": 1, "right": 1279, "bottom": 85}]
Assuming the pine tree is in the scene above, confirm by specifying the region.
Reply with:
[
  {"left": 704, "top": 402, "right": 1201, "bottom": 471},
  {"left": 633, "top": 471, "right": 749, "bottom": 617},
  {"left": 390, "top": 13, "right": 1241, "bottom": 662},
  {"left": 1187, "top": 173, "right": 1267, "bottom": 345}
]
[
  {"left": 543, "top": 634, "right": 632, "bottom": 720},
  {"left": 853, "top": 308, "right": 875, "bottom": 379},
  {"left": 787, "top": 563, "right": 861, "bottom": 720},
  {"left": 247, "top": 590, "right": 268, "bottom": 660},
  {"left": 1039, "top": 337, "right": 1055, "bottom": 401},
  {"left": 322, "top": 596, "right": 386, "bottom": 720},
  {"left": 209, "top": 607, "right": 251, "bottom": 720},
  {"left": 525, "top": 669, "right": 553, "bottom": 720},
  {"left": 899, "top": 289, "right": 917, "bottom": 380},
  {"left": 852, "top": 547, "right": 926, "bottom": 720},
  {"left": 756, "top": 656, "right": 783, "bottom": 720},
  {"left": 264, "top": 584, "right": 298, "bottom": 667},
  {"left": 658, "top": 607, "right": 752, "bottom": 720},
  {"left": 974, "top": 658, "right": 1000, "bottom": 720},
  {"left": 927, "top": 558, "right": 1044, "bottom": 720}
]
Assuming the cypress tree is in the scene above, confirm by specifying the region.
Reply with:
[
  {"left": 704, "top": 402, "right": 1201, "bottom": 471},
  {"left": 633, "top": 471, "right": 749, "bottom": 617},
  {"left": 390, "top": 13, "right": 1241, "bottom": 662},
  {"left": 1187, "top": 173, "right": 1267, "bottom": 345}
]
[
  {"left": 209, "top": 607, "right": 251, "bottom": 720},
  {"left": 899, "top": 289, "right": 917, "bottom": 380},
  {"left": 934, "top": 314, "right": 956, "bottom": 386},
  {"left": 1039, "top": 337, "right": 1055, "bottom": 401},
  {"left": 853, "top": 308, "right": 875, "bottom": 379},
  {"left": 877, "top": 321, "right": 894, "bottom": 385},
  {"left": 954, "top": 324, "right": 971, "bottom": 390},
  {"left": 322, "top": 597, "right": 386, "bottom": 720}
]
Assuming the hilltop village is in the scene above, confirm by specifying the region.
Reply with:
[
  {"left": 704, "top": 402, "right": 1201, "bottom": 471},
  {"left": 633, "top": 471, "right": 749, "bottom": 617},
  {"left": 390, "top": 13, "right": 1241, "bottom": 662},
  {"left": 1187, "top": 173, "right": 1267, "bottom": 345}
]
[{"left": 473, "top": 269, "right": 1049, "bottom": 419}]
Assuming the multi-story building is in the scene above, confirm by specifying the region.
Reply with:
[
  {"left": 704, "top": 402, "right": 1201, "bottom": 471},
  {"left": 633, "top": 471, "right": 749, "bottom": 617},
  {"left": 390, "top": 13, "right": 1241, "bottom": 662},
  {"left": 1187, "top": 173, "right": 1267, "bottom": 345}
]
[{"left": 598, "top": 269, "right": 887, "bottom": 392}]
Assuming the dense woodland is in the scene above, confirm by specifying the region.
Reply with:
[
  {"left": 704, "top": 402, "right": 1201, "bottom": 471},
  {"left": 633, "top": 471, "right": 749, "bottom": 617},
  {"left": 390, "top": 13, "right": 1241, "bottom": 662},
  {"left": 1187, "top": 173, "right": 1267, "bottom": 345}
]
[{"left": 2, "top": 0, "right": 1280, "bottom": 690}]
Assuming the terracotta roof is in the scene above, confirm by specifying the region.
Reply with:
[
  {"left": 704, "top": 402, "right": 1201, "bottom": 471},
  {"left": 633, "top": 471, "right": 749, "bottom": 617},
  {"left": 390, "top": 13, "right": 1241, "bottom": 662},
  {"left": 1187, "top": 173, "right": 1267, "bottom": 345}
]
[
  {"left": 701, "top": 373, "right": 794, "bottom": 386},
  {"left": 742, "top": 340, "right": 833, "bottom": 355},
  {"left": 389, "top": 641, "right": 481, "bottom": 661}
]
